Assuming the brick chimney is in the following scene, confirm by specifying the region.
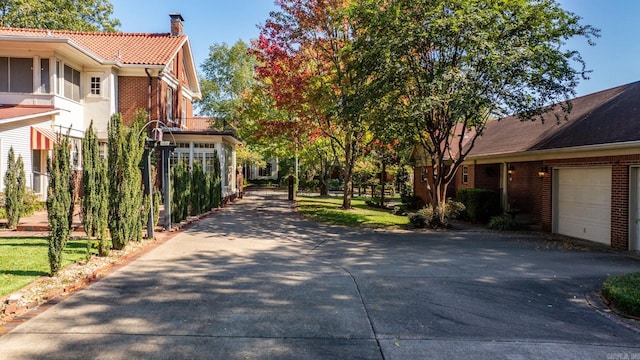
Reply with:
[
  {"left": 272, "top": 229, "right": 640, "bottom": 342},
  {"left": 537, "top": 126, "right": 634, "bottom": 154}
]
[{"left": 169, "top": 13, "right": 184, "bottom": 37}]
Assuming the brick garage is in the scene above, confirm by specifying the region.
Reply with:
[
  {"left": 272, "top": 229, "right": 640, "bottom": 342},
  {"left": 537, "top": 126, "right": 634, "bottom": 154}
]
[
  {"left": 540, "top": 154, "right": 640, "bottom": 250},
  {"left": 414, "top": 80, "right": 640, "bottom": 250}
]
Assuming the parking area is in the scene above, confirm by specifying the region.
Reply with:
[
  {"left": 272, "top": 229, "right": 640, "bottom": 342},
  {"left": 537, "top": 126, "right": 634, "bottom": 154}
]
[{"left": 0, "top": 189, "right": 638, "bottom": 359}]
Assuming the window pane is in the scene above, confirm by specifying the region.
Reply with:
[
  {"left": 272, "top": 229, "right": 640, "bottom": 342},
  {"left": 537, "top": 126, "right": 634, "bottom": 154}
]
[
  {"left": 55, "top": 60, "right": 61, "bottom": 94},
  {"left": 167, "top": 87, "right": 173, "bottom": 122},
  {"left": 0, "top": 57, "right": 7, "bottom": 92},
  {"left": 73, "top": 68, "right": 80, "bottom": 101},
  {"left": 9, "top": 58, "right": 33, "bottom": 93},
  {"left": 64, "top": 64, "right": 81, "bottom": 101},
  {"left": 90, "top": 77, "right": 100, "bottom": 95},
  {"left": 64, "top": 65, "right": 72, "bottom": 98},
  {"left": 40, "top": 59, "right": 50, "bottom": 93}
]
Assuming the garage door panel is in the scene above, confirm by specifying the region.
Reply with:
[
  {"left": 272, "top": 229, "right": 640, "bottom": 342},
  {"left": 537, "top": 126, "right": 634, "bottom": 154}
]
[{"left": 556, "top": 168, "right": 611, "bottom": 245}]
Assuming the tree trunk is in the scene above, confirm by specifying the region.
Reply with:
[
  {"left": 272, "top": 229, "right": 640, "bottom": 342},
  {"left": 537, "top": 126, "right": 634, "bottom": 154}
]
[
  {"left": 380, "top": 161, "right": 386, "bottom": 208},
  {"left": 342, "top": 139, "right": 355, "bottom": 209}
]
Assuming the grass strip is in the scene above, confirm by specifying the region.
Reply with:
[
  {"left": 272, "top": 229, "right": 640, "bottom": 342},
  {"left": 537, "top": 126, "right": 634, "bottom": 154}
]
[
  {"left": 296, "top": 196, "right": 409, "bottom": 228},
  {"left": 602, "top": 272, "right": 640, "bottom": 317},
  {"left": 0, "top": 238, "right": 88, "bottom": 296}
]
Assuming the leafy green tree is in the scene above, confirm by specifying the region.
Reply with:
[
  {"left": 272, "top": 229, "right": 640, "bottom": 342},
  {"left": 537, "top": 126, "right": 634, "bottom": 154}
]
[
  {"left": 354, "top": 0, "right": 598, "bottom": 222},
  {"left": 254, "top": 0, "right": 373, "bottom": 210},
  {"left": 47, "top": 131, "right": 72, "bottom": 275},
  {"left": 82, "top": 120, "right": 109, "bottom": 256},
  {"left": 108, "top": 112, "right": 145, "bottom": 250},
  {"left": 4, "top": 147, "right": 26, "bottom": 229},
  {"left": 198, "top": 40, "right": 256, "bottom": 129},
  {"left": 0, "top": 0, "right": 120, "bottom": 31}
]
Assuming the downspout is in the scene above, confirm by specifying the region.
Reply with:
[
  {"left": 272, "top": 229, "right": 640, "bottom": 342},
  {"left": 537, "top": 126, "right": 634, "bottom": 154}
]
[
  {"left": 145, "top": 68, "right": 152, "bottom": 124},
  {"left": 144, "top": 68, "right": 154, "bottom": 239}
]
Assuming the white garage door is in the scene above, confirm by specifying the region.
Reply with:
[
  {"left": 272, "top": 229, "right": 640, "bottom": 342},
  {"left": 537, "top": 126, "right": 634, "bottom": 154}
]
[{"left": 555, "top": 167, "right": 611, "bottom": 245}]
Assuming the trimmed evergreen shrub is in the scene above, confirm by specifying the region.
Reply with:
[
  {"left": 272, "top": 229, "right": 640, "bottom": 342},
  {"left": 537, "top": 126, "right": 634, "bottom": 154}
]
[
  {"left": 82, "top": 121, "right": 111, "bottom": 256},
  {"left": 82, "top": 121, "right": 100, "bottom": 237},
  {"left": 171, "top": 160, "right": 190, "bottom": 223},
  {"left": 456, "top": 188, "right": 501, "bottom": 223},
  {"left": 108, "top": 113, "right": 145, "bottom": 250},
  {"left": 4, "top": 147, "right": 26, "bottom": 229},
  {"left": 190, "top": 161, "right": 209, "bottom": 215},
  {"left": 211, "top": 150, "right": 222, "bottom": 207},
  {"left": 47, "top": 132, "right": 72, "bottom": 275}
]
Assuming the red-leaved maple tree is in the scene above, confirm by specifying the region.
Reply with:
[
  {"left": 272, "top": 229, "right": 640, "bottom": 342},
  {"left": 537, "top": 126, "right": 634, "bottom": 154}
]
[{"left": 252, "top": 0, "right": 371, "bottom": 209}]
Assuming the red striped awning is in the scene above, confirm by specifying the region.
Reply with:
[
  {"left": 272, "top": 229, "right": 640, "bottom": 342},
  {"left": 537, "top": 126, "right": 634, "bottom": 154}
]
[{"left": 31, "top": 127, "right": 58, "bottom": 150}]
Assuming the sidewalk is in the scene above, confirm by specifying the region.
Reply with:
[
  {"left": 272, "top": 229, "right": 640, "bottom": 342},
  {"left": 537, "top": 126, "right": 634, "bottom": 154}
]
[{"left": 0, "top": 207, "right": 84, "bottom": 238}]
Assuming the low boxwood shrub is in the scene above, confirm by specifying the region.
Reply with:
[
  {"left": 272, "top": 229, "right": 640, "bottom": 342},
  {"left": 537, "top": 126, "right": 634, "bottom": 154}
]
[
  {"left": 456, "top": 188, "right": 501, "bottom": 223},
  {"left": 602, "top": 272, "right": 640, "bottom": 317}
]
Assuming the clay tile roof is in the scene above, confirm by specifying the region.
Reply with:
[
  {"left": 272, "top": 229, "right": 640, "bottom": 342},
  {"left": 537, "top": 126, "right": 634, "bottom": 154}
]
[
  {"left": 467, "top": 80, "right": 640, "bottom": 157},
  {"left": 184, "top": 117, "right": 215, "bottom": 131},
  {"left": 0, "top": 105, "right": 58, "bottom": 122},
  {"left": 0, "top": 27, "right": 186, "bottom": 65}
]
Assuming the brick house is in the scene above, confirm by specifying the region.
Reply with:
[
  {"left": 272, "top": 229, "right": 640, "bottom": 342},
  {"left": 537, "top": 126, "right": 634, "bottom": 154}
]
[
  {"left": 0, "top": 14, "right": 240, "bottom": 200},
  {"left": 413, "top": 81, "right": 640, "bottom": 251}
]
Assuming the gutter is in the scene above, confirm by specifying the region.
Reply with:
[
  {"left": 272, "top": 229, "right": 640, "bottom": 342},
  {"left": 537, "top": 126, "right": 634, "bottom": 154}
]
[{"left": 465, "top": 140, "right": 640, "bottom": 164}]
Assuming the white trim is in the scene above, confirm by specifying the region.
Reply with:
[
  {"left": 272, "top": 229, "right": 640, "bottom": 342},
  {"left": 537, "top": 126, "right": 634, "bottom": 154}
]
[
  {"left": 630, "top": 166, "right": 640, "bottom": 251},
  {"left": 466, "top": 141, "right": 640, "bottom": 164}
]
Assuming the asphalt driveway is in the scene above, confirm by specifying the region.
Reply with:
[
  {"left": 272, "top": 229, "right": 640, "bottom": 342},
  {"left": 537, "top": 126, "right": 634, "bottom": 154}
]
[{"left": 0, "top": 188, "right": 639, "bottom": 359}]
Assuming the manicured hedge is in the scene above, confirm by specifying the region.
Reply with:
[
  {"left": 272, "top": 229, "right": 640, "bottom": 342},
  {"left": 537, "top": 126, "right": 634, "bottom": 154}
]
[{"left": 456, "top": 188, "right": 501, "bottom": 223}]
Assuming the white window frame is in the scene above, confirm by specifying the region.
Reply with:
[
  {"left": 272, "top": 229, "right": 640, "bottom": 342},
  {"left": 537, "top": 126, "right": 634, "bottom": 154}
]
[{"left": 90, "top": 76, "right": 101, "bottom": 95}]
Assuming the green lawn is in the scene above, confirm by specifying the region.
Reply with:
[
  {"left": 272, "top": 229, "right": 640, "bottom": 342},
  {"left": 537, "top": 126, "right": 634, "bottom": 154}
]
[
  {"left": 0, "top": 238, "right": 88, "bottom": 297},
  {"left": 602, "top": 272, "right": 640, "bottom": 317},
  {"left": 296, "top": 196, "right": 409, "bottom": 228}
]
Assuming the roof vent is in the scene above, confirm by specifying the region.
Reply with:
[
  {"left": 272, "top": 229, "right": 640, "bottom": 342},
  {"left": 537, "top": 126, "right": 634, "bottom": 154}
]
[{"left": 169, "top": 13, "right": 184, "bottom": 37}]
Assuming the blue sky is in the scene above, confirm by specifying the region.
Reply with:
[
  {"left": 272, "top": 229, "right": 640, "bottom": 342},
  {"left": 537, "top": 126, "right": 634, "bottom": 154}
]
[{"left": 110, "top": 0, "right": 638, "bottom": 98}]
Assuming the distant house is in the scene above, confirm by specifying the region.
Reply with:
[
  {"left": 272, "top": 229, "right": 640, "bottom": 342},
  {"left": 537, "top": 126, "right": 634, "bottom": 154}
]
[
  {"left": 0, "top": 14, "right": 241, "bottom": 201},
  {"left": 413, "top": 81, "right": 640, "bottom": 250},
  {"left": 246, "top": 158, "right": 279, "bottom": 181}
]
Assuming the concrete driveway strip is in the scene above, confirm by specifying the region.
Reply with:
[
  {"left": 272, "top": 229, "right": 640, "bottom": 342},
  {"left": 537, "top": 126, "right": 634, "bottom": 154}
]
[{"left": 0, "top": 188, "right": 639, "bottom": 359}]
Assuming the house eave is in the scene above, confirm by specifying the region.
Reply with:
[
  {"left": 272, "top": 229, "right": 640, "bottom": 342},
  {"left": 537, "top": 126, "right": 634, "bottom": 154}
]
[{"left": 465, "top": 141, "right": 640, "bottom": 164}]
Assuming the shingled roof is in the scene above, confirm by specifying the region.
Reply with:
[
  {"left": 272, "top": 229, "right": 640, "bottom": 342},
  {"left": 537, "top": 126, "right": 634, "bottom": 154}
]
[
  {"left": 0, "top": 27, "right": 187, "bottom": 65},
  {"left": 468, "top": 81, "right": 640, "bottom": 157}
]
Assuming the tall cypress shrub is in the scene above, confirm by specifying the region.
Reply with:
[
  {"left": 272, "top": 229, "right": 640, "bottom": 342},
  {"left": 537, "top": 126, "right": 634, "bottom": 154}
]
[
  {"left": 191, "top": 161, "right": 208, "bottom": 215},
  {"left": 82, "top": 121, "right": 110, "bottom": 256},
  {"left": 213, "top": 150, "right": 222, "bottom": 207},
  {"left": 95, "top": 154, "right": 109, "bottom": 255},
  {"left": 47, "top": 132, "right": 72, "bottom": 275},
  {"left": 4, "top": 147, "right": 26, "bottom": 229},
  {"left": 108, "top": 113, "right": 145, "bottom": 250},
  {"left": 82, "top": 121, "right": 99, "bottom": 237},
  {"left": 125, "top": 111, "right": 145, "bottom": 243},
  {"left": 171, "top": 160, "right": 190, "bottom": 222}
]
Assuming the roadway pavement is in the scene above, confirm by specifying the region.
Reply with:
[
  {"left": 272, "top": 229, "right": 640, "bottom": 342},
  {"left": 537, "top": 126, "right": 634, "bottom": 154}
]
[{"left": 0, "top": 188, "right": 639, "bottom": 359}]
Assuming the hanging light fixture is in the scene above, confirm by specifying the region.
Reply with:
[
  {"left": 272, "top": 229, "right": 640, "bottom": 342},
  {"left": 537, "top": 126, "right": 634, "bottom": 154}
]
[{"left": 538, "top": 165, "right": 549, "bottom": 179}]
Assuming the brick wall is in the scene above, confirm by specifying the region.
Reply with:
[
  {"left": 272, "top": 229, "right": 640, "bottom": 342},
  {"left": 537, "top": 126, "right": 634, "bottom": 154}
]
[
  {"left": 474, "top": 164, "right": 501, "bottom": 190},
  {"left": 414, "top": 166, "right": 431, "bottom": 204},
  {"left": 507, "top": 161, "right": 543, "bottom": 224},
  {"left": 118, "top": 76, "right": 160, "bottom": 125},
  {"left": 455, "top": 164, "right": 475, "bottom": 190}
]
